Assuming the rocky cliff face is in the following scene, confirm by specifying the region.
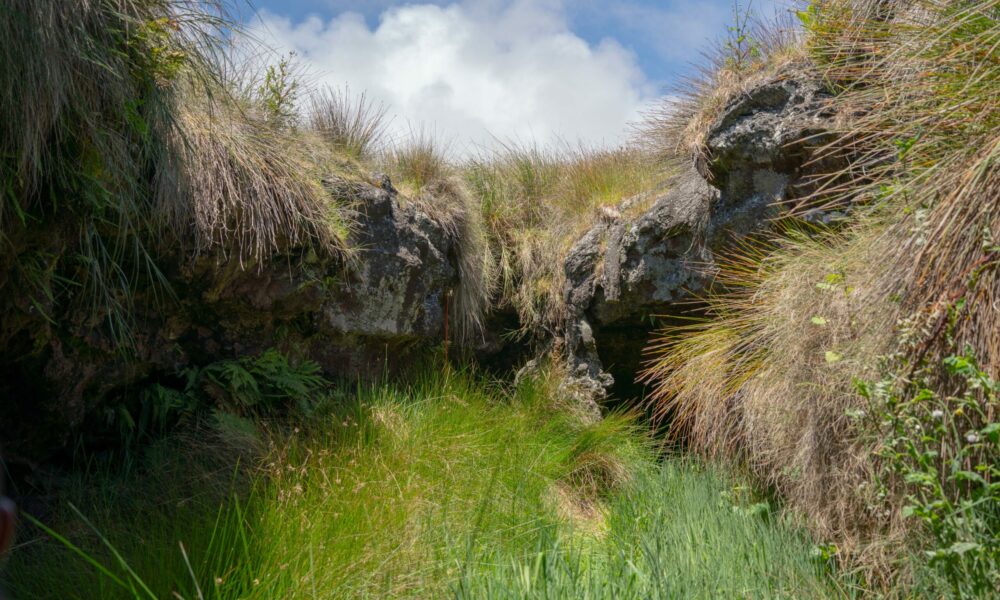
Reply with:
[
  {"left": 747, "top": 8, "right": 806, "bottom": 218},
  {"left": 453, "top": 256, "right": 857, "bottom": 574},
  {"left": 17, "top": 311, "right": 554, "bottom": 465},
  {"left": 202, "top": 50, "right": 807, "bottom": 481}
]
[
  {"left": 1, "top": 68, "right": 835, "bottom": 464},
  {"left": 1, "top": 176, "right": 460, "bottom": 464},
  {"left": 549, "top": 68, "right": 836, "bottom": 410}
]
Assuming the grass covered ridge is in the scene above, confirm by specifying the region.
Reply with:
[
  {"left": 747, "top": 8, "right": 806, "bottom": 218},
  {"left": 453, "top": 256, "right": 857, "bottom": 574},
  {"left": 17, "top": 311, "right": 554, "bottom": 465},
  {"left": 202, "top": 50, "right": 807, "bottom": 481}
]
[{"left": 3, "top": 367, "right": 837, "bottom": 599}]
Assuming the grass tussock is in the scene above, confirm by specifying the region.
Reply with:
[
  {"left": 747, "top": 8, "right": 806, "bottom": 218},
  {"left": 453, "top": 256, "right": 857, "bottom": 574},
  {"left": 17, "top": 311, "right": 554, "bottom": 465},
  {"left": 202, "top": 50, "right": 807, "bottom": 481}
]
[
  {"left": 635, "top": 4, "right": 802, "bottom": 166},
  {"left": 0, "top": 1, "right": 361, "bottom": 346},
  {"left": 383, "top": 128, "right": 452, "bottom": 196},
  {"left": 308, "top": 87, "right": 388, "bottom": 161},
  {"left": 0, "top": 0, "right": 229, "bottom": 344},
  {"left": 159, "top": 91, "right": 352, "bottom": 266},
  {"left": 644, "top": 0, "right": 1000, "bottom": 593},
  {"left": 3, "top": 368, "right": 838, "bottom": 599},
  {"left": 379, "top": 132, "right": 496, "bottom": 342},
  {"left": 643, "top": 218, "right": 903, "bottom": 553}
]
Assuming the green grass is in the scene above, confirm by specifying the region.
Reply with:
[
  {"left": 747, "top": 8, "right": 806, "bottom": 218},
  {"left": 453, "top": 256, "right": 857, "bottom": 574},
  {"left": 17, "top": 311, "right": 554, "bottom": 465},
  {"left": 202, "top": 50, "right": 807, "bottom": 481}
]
[
  {"left": 3, "top": 369, "right": 838, "bottom": 599},
  {"left": 457, "top": 463, "right": 844, "bottom": 599}
]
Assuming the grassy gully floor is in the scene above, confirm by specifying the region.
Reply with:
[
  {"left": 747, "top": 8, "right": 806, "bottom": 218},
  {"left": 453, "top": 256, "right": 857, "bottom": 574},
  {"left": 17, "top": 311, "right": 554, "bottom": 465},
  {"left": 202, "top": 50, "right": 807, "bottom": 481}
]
[{"left": 3, "top": 370, "right": 841, "bottom": 599}]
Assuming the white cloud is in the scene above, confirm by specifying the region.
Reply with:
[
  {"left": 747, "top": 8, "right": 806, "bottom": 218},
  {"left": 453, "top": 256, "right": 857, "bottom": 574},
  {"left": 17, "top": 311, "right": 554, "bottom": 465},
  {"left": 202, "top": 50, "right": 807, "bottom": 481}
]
[{"left": 249, "top": 0, "right": 658, "bottom": 154}]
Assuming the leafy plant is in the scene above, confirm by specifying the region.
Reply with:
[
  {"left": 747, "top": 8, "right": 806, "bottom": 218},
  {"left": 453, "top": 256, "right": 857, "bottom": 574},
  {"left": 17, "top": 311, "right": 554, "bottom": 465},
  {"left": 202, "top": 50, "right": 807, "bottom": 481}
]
[
  {"left": 856, "top": 351, "right": 999, "bottom": 597},
  {"left": 724, "top": 1, "right": 763, "bottom": 73},
  {"left": 796, "top": 1, "right": 820, "bottom": 32},
  {"left": 130, "top": 17, "right": 187, "bottom": 87},
  {"left": 258, "top": 53, "right": 301, "bottom": 127},
  {"left": 110, "top": 349, "right": 328, "bottom": 446}
]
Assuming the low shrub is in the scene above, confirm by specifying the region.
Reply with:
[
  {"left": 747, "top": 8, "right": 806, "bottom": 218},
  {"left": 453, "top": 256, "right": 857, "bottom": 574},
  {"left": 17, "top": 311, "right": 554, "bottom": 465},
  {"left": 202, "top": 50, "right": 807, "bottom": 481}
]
[{"left": 857, "top": 350, "right": 999, "bottom": 597}]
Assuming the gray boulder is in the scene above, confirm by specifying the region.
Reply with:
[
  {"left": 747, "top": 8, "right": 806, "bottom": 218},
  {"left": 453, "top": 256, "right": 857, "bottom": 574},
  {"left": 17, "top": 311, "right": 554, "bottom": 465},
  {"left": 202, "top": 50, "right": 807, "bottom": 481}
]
[
  {"left": 565, "top": 173, "right": 718, "bottom": 329},
  {"left": 701, "top": 69, "right": 838, "bottom": 236},
  {"left": 322, "top": 175, "right": 454, "bottom": 343}
]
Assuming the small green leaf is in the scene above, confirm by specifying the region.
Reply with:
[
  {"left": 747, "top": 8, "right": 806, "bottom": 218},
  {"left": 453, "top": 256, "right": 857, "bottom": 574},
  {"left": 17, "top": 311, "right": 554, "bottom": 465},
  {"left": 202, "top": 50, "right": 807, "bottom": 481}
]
[
  {"left": 825, "top": 351, "right": 842, "bottom": 363},
  {"left": 811, "top": 316, "right": 828, "bottom": 326},
  {"left": 945, "top": 541, "right": 980, "bottom": 556},
  {"left": 954, "top": 471, "right": 987, "bottom": 486}
]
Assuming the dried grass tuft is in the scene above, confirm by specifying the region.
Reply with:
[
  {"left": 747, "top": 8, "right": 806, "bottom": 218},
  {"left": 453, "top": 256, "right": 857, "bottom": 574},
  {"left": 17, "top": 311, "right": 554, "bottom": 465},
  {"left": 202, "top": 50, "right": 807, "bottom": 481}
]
[
  {"left": 414, "top": 177, "right": 497, "bottom": 344},
  {"left": 644, "top": 0, "right": 1000, "bottom": 585},
  {"left": 157, "top": 89, "right": 350, "bottom": 266},
  {"left": 635, "top": 7, "right": 802, "bottom": 167},
  {"left": 308, "top": 87, "right": 388, "bottom": 161}
]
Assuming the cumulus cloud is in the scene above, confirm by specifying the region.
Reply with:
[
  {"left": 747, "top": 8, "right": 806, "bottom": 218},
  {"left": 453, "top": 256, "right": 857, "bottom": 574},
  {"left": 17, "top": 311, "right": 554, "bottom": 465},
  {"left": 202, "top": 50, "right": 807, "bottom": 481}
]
[{"left": 249, "top": 0, "right": 658, "bottom": 154}]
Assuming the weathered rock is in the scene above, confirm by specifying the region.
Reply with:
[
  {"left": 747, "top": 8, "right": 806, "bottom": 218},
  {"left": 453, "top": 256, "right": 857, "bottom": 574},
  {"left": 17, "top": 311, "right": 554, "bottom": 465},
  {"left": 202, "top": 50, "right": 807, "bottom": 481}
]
[
  {"left": 321, "top": 176, "right": 455, "bottom": 343},
  {"left": 170, "top": 175, "right": 458, "bottom": 373},
  {"left": 701, "top": 68, "right": 839, "bottom": 236},
  {"left": 0, "top": 176, "right": 459, "bottom": 464},
  {"left": 565, "top": 173, "right": 718, "bottom": 329},
  {"left": 554, "top": 171, "right": 717, "bottom": 405},
  {"left": 550, "top": 70, "right": 837, "bottom": 406}
]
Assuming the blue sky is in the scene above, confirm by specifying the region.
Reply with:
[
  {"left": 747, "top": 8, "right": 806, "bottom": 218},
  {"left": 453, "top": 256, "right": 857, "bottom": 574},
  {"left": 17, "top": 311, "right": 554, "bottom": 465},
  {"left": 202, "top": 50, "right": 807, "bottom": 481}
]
[{"left": 245, "top": 0, "right": 789, "bottom": 151}]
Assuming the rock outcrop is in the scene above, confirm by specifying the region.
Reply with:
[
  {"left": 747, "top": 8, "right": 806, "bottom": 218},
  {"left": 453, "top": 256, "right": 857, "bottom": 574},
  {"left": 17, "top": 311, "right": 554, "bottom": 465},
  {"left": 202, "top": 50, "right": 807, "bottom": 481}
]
[
  {"left": 0, "top": 176, "right": 460, "bottom": 464},
  {"left": 701, "top": 72, "right": 839, "bottom": 234},
  {"left": 551, "top": 68, "right": 836, "bottom": 406}
]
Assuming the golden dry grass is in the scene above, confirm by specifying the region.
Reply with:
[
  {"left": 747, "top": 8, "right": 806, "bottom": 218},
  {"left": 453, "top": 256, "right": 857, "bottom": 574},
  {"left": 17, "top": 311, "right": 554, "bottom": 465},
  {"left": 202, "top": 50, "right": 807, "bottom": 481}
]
[
  {"left": 635, "top": 9, "right": 803, "bottom": 167},
  {"left": 466, "top": 144, "right": 665, "bottom": 336},
  {"left": 158, "top": 89, "right": 353, "bottom": 266},
  {"left": 643, "top": 0, "right": 1000, "bottom": 587},
  {"left": 308, "top": 87, "right": 388, "bottom": 160}
]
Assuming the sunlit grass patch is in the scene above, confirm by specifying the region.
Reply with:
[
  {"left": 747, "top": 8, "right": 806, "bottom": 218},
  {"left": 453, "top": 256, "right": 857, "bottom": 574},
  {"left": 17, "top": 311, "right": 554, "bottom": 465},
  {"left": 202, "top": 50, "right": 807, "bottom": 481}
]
[{"left": 2, "top": 368, "right": 837, "bottom": 599}]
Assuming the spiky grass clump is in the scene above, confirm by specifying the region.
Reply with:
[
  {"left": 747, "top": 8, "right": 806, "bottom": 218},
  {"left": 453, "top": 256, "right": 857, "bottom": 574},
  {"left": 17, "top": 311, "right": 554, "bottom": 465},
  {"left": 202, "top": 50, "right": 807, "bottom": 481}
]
[
  {"left": 812, "top": 0, "right": 1000, "bottom": 374},
  {"left": 644, "top": 0, "right": 999, "bottom": 590},
  {"left": 418, "top": 177, "right": 497, "bottom": 344},
  {"left": 0, "top": 1, "right": 357, "bottom": 347},
  {"left": 377, "top": 131, "right": 497, "bottom": 343},
  {"left": 383, "top": 129, "right": 452, "bottom": 195},
  {"left": 308, "top": 88, "right": 388, "bottom": 161},
  {"left": 643, "top": 219, "right": 904, "bottom": 558},
  {"left": 158, "top": 91, "right": 350, "bottom": 266}
]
